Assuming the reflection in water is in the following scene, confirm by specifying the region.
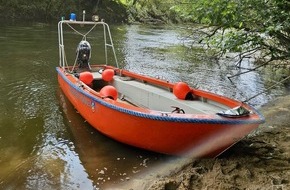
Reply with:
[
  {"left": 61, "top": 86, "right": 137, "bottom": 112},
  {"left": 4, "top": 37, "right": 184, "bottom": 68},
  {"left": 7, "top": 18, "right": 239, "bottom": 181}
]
[
  {"left": 58, "top": 88, "right": 168, "bottom": 189},
  {"left": 0, "top": 23, "right": 288, "bottom": 189},
  {"left": 0, "top": 24, "right": 93, "bottom": 189}
]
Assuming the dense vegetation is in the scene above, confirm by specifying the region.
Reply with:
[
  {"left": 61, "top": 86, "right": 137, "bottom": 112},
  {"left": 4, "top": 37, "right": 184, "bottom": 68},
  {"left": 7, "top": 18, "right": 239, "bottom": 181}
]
[
  {"left": 130, "top": 0, "right": 290, "bottom": 81},
  {"left": 1, "top": 0, "right": 289, "bottom": 79},
  {"left": 0, "top": 0, "right": 127, "bottom": 22},
  {"left": 171, "top": 0, "right": 290, "bottom": 69},
  {"left": 0, "top": 0, "right": 176, "bottom": 23}
]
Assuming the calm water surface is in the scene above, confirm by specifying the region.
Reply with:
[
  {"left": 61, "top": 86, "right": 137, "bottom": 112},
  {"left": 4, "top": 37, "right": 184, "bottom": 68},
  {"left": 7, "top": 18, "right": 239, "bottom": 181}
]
[{"left": 0, "top": 23, "right": 287, "bottom": 189}]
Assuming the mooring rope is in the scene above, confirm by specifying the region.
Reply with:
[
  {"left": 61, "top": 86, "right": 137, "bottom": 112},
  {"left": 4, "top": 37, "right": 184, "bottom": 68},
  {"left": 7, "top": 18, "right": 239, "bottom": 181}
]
[{"left": 71, "top": 49, "right": 80, "bottom": 72}]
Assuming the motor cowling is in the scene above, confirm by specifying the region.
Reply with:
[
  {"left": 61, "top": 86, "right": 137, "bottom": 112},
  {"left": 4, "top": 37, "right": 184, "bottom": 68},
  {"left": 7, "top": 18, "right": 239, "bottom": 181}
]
[{"left": 76, "top": 40, "right": 91, "bottom": 68}]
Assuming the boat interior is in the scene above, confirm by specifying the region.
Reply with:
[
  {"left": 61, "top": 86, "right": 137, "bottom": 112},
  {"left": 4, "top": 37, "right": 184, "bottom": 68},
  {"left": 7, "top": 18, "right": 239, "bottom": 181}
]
[
  {"left": 72, "top": 67, "right": 231, "bottom": 115},
  {"left": 58, "top": 20, "right": 248, "bottom": 117}
]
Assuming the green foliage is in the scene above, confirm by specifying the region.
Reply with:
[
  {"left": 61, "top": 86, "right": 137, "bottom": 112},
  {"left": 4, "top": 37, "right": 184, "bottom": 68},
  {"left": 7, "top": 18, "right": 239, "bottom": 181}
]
[
  {"left": 125, "top": 0, "right": 180, "bottom": 24},
  {"left": 171, "top": 0, "right": 290, "bottom": 64},
  {"left": 0, "top": 0, "right": 76, "bottom": 21},
  {"left": 0, "top": 0, "right": 127, "bottom": 22}
]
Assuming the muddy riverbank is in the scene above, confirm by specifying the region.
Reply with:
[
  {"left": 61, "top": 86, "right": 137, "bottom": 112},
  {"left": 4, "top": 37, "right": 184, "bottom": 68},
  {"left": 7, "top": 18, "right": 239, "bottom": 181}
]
[{"left": 119, "top": 94, "right": 290, "bottom": 190}]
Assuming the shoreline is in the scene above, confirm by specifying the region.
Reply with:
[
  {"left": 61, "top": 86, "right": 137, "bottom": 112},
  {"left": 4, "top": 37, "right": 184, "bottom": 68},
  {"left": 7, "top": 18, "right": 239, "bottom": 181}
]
[{"left": 118, "top": 94, "right": 290, "bottom": 189}]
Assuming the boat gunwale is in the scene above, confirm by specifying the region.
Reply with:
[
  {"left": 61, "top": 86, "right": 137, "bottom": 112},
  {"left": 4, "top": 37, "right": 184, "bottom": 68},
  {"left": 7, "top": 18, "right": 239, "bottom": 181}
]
[{"left": 56, "top": 67, "right": 265, "bottom": 125}]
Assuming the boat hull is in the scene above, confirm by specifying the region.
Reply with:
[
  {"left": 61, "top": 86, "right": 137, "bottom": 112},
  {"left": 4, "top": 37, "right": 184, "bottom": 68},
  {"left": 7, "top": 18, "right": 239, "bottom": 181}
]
[{"left": 57, "top": 67, "right": 264, "bottom": 157}]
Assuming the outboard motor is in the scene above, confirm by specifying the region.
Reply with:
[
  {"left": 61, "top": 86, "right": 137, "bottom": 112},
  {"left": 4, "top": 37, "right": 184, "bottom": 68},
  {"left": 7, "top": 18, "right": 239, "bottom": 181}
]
[{"left": 76, "top": 40, "right": 91, "bottom": 68}]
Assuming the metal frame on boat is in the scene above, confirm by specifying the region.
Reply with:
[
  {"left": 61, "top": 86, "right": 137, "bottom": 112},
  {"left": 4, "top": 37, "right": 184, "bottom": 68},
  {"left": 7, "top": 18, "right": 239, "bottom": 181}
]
[
  {"left": 56, "top": 17, "right": 265, "bottom": 157},
  {"left": 58, "top": 20, "right": 119, "bottom": 70}
]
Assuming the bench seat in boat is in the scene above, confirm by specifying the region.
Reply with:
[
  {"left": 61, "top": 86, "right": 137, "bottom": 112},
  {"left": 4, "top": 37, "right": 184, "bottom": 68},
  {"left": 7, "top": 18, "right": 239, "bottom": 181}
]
[{"left": 112, "top": 76, "right": 228, "bottom": 115}]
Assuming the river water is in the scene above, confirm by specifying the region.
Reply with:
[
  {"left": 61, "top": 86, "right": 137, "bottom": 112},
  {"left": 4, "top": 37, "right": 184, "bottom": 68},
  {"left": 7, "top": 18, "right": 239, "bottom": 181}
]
[{"left": 0, "top": 23, "right": 288, "bottom": 189}]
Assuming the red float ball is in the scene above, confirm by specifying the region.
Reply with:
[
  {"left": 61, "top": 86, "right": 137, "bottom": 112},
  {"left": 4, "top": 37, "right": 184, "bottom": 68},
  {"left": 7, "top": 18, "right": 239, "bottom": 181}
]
[
  {"left": 102, "top": 69, "right": 115, "bottom": 82},
  {"left": 79, "top": 71, "right": 93, "bottom": 86},
  {"left": 173, "top": 82, "right": 191, "bottom": 100},
  {"left": 100, "top": 85, "right": 118, "bottom": 100}
]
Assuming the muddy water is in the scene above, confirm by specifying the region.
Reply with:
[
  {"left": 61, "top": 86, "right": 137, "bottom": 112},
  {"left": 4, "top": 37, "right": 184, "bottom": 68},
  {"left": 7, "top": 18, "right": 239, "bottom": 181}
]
[{"left": 0, "top": 23, "right": 288, "bottom": 189}]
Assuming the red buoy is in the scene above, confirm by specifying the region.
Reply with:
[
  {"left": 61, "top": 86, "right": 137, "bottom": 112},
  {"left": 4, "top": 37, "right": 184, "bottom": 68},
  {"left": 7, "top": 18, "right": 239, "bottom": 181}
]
[
  {"left": 100, "top": 85, "right": 118, "bottom": 100},
  {"left": 102, "top": 69, "right": 115, "bottom": 82},
  {"left": 173, "top": 82, "right": 191, "bottom": 100},
  {"left": 79, "top": 71, "right": 93, "bottom": 86}
]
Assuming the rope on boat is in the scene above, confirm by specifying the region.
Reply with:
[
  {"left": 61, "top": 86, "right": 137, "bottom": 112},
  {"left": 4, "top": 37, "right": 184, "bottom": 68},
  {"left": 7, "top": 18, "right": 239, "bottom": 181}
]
[
  {"left": 71, "top": 49, "right": 80, "bottom": 72},
  {"left": 66, "top": 23, "right": 97, "bottom": 39},
  {"left": 63, "top": 46, "right": 69, "bottom": 68}
]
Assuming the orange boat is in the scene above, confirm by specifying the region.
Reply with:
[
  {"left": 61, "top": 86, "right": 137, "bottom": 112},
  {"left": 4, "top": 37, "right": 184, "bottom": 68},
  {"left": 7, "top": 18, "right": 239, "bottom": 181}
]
[{"left": 56, "top": 18, "right": 264, "bottom": 157}]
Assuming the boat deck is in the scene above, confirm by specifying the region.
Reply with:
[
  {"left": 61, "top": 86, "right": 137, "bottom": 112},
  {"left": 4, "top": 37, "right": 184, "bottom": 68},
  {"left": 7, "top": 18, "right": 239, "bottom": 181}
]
[
  {"left": 91, "top": 71, "right": 229, "bottom": 114},
  {"left": 112, "top": 76, "right": 229, "bottom": 115}
]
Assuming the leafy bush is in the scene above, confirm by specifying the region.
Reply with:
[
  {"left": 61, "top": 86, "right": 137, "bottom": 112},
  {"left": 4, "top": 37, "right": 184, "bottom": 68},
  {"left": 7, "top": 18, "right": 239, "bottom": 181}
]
[{"left": 171, "top": 0, "right": 290, "bottom": 66}]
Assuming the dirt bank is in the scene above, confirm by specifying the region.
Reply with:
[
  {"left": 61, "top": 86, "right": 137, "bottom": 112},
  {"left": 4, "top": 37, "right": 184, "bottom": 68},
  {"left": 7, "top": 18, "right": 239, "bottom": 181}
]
[{"left": 120, "top": 95, "right": 290, "bottom": 190}]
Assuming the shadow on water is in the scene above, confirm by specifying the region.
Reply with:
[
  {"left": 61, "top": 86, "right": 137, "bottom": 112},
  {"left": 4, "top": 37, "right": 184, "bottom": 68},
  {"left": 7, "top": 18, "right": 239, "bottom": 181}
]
[{"left": 57, "top": 88, "right": 171, "bottom": 189}]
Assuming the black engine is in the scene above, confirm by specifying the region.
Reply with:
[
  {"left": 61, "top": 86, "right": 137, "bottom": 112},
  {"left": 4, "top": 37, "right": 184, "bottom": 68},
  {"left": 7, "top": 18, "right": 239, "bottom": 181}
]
[{"left": 76, "top": 40, "right": 91, "bottom": 68}]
